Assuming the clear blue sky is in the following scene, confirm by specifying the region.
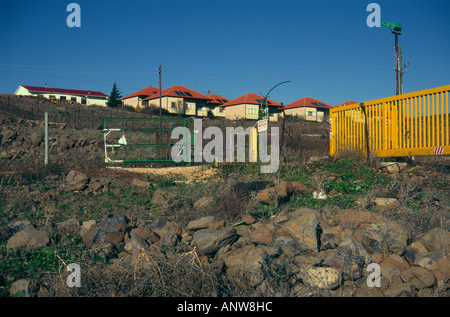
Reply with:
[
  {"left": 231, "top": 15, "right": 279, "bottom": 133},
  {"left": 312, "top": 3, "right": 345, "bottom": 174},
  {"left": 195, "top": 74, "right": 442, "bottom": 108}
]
[{"left": 1, "top": 0, "right": 449, "bottom": 106}]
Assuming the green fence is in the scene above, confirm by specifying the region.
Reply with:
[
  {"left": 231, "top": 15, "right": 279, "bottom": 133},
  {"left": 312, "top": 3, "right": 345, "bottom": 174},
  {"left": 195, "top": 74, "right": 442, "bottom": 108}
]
[{"left": 102, "top": 118, "right": 190, "bottom": 165}]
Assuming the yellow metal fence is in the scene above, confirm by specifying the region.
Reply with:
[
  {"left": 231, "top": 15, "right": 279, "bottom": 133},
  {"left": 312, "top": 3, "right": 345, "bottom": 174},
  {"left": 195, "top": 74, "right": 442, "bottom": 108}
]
[{"left": 330, "top": 85, "right": 450, "bottom": 158}]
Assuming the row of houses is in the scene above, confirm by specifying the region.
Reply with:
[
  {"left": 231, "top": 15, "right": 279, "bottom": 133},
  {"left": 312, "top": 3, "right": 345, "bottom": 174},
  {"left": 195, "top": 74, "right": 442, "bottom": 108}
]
[
  {"left": 14, "top": 84, "right": 355, "bottom": 123},
  {"left": 119, "top": 85, "right": 343, "bottom": 123}
]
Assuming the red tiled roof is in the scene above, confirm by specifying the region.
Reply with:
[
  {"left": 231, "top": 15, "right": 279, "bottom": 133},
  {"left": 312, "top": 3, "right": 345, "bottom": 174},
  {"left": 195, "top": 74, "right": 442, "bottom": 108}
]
[
  {"left": 21, "top": 85, "right": 107, "bottom": 97},
  {"left": 121, "top": 86, "right": 160, "bottom": 100},
  {"left": 336, "top": 100, "right": 358, "bottom": 107},
  {"left": 220, "top": 93, "right": 281, "bottom": 108},
  {"left": 144, "top": 85, "right": 212, "bottom": 101},
  {"left": 284, "top": 97, "right": 333, "bottom": 110},
  {"left": 208, "top": 94, "right": 230, "bottom": 105}
]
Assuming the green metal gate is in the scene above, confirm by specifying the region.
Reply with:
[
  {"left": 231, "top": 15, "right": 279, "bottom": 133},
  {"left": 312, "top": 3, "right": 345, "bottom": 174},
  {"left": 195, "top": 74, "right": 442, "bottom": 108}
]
[{"left": 102, "top": 118, "right": 191, "bottom": 165}]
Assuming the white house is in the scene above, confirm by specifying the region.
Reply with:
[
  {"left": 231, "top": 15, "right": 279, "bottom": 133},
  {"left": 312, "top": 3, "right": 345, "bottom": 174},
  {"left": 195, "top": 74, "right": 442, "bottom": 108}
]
[{"left": 15, "top": 85, "right": 109, "bottom": 106}]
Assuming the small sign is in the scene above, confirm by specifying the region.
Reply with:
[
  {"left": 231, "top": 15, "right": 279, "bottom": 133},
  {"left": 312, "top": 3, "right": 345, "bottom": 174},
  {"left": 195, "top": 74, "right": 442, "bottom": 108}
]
[{"left": 257, "top": 119, "right": 268, "bottom": 132}]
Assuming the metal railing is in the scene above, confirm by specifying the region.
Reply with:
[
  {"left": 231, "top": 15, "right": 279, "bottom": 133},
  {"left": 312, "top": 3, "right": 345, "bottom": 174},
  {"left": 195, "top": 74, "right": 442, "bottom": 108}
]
[
  {"left": 330, "top": 85, "right": 450, "bottom": 158},
  {"left": 102, "top": 117, "right": 189, "bottom": 164}
]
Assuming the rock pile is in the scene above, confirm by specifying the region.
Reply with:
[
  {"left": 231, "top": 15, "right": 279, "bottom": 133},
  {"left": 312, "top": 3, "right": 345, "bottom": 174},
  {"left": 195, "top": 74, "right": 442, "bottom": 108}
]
[{"left": 6, "top": 206, "right": 449, "bottom": 297}]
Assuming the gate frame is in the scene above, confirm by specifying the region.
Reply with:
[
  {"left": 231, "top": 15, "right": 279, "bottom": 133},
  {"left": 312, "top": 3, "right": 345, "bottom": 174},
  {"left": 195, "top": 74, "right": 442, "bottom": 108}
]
[{"left": 102, "top": 117, "right": 190, "bottom": 164}]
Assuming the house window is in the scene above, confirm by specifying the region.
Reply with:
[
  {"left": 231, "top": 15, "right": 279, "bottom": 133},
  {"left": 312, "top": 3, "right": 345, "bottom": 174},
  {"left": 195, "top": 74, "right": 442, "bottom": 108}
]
[
  {"left": 171, "top": 102, "right": 177, "bottom": 109},
  {"left": 60, "top": 96, "right": 66, "bottom": 100},
  {"left": 49, "top": 95, "right": 56, "bottom": 100},
  {"left": 219, "top": 108, "right": 224, "bottom": 113},
  {"left": 248, "top": 109, "right": 256, "bottom": 115},
  {"left": 81, "top": 98, "right": 87, "bottom": 105},
  {"left": 307, "top": 111, "right": 314, "bottom": 117},
  {"left": 142, "top": 100, "right": 149, "bottom": 106},
  {"left": 71, "top": 97, "right": 77, "bottom": 102}
]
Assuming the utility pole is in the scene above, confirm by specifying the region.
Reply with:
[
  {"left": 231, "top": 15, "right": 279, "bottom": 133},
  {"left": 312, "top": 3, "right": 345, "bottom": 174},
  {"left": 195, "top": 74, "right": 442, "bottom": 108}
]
[
  {"left": 157, "top": 65, "right": 163, "bottom": 117},
  {"left": 382, "top": 22, "right": 402, "bottom": 95}
]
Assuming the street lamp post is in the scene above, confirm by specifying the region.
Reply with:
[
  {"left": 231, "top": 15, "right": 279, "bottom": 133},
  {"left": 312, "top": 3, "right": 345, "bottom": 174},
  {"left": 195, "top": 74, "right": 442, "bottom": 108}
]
[{"left": 382, "top": 22, "right": 403, "bottom": 95}]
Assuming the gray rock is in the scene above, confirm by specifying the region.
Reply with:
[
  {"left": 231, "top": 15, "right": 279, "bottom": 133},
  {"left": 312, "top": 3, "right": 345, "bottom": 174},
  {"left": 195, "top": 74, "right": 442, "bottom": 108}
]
[
  {"left": 187, "top": 216, "right": 215, "bottom": 231},
  {"left": 281, "top": 208, "right": 320, "bottom": 252},
  {"left": 193, "top": 227, "right": 238, "bottom": 256},
  {"left": 9, "top": 279, "right": 32, "bottom": 297},
  {"left": 93, "top": 214, "right": 128, "bottom": 245},
  {"left": 6, "top": 226, "right": 49, "bottom": 250},
  {"left": 125, "top": 232, "right": 149, "bottom": 253},
  {"left": 193, "top": 197, "right": 215, "bottom": 210},
  {"left": 400, "top": 267, "right": 435, "bottom": 289},
  {"left": 66, "top": 170, "right": 88, "bottom": 186},
  {"left": 221, "top": 245, "right": 267, "bottom": 287},
  {"left": 362, "top": 220, "right": 408, "bottom": 255},
  {"left": 323, "top": 238, "right": 370, "bottom": 280},
  {"left": 384, "top": 282, "right": 416, "bottom": 297},
  {"left": 56, "top": 218, "right": 79, "bottom": 235},
  {"left": 299, "top": 266, "right": 341, "bottom": 290}
]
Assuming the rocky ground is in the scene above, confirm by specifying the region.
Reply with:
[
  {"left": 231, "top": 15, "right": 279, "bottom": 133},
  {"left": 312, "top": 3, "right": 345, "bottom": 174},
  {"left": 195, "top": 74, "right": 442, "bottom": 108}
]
[{"left": 0, "top": 95, "right": 449, "bottom": 297}]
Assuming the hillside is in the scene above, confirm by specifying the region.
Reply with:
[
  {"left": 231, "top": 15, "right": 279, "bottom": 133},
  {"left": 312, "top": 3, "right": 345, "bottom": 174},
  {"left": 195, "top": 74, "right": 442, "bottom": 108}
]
[{"left": 0, "top": 95, "right": 449, "bottom": 298}]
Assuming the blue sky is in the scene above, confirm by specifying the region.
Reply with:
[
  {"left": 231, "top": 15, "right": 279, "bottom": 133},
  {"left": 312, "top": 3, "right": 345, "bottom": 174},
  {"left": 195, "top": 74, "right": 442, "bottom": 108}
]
[{"left": 0, "top": 0, "right": 449, "bottom": 106}]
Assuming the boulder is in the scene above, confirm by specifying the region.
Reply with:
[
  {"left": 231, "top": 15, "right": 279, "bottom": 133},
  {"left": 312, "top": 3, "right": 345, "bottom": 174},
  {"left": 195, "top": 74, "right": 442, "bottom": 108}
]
[
  {"left": 193, "top": 196, "right": 215, "bottom": 210},
  {"left": 131, "top": 179, "right": 150, "bottom": 188},
  {"left": 418, "top": 228, "right": 450, "bottom": 252},
  {"left": 193, "top": 227, "right": 238, "bottom": 257},
  {"left": 373, "top": 198, "right": 401, "bottom": 209},
  {"left": 187, "top": 216, "right": 215, "bottom": 231},
  {"left": 400, "top": 267, "right": 435, "bottom": 289},
  {"left": 384, "top": 282, "right": 416, "bottom": 297},
  {"left": 124, "top": 232, "right": 149, "bottom": 253},
  {"left": 66, "top": 170, "right": 89, "bottom": 191},
  {"left": 256, "top": 181, "right": 293, "bottom": 206},
  {"left": 281, "top": 208, "right": 320, "bottom": 252},
  {"left": 150, "top": 188, "right": 175, "bottom": 207},
  {"left": 332, "top": 210, "right": 387, "bottom": 231},
  {"left": 55, "top": 218, "right": 79, "bottom": 235},
  {"left": 92, "top": 214, "right": 128, "bottom": 245},
  {"left": 249, "top": 225, "right": 275, "bottom": 246},
  {"left": 9, "top": 279, "right": 38, "bottom": 297},
  {"left": 7, "top": 226, "right": 49, "bottom": 250},
  {"left": 88, "top": 181, "right": 103, "bottom": 193},
  {"left": 299, "top": 266, "right": 341, "bottom": 290},
  {"left": 130, "top": 225, "right": 160, "bottom": 244},
  {"left": 79, "top": 220, "right": 97, "bottom": 242},
  {"left": 323, "top": 238, "right": 370, "bottom": 280},
  {"left": 221, "top": 245, "right": 267, "bottom": 287},
  {"left": 361, "top": 220, "right": 408, "bottom": 255},
  {"left": 379, "top": 162, "right": 407, "bottom": 173}
]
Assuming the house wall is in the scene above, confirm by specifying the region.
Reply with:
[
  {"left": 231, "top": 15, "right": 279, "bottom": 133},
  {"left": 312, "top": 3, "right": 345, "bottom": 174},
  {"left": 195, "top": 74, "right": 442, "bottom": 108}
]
[
  {"left": 284, "top": 107, "right": 325, "bottom": 122},
  {"left": 122, "top": 96, "right": 141, "bottom": 108},
  {"left": 15, "top": 86, "right": 107, "bottom": 106},
  {"left": 224, "top": 103, "right": 279, "bottom": 121},
  {"left": 224, "top": 104, "right": 246, "bottom": 120},
  {"left": 212, "top": 106, "right": 226, "bottom": 117},
  {"left": 147, "top": 96, "right": 209, "bottom": 117}
]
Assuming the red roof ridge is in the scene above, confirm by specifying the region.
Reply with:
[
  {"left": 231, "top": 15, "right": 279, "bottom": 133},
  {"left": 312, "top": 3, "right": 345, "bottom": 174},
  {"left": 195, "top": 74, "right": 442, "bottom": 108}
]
[
  {"left": 21, "top": 85, "right": 107, "bottom": 97},
  {"left": 284, "top": 97, "right": 333, "bottom": 110},
  {"left": 220, "top": 93, "right": 281, "bottom": 107},
  {"left": 144, "top": 85, "right": 212, "bottom": 101},
  {"left": 121, "top": 86, "right": 160, "bottom": 100}
]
